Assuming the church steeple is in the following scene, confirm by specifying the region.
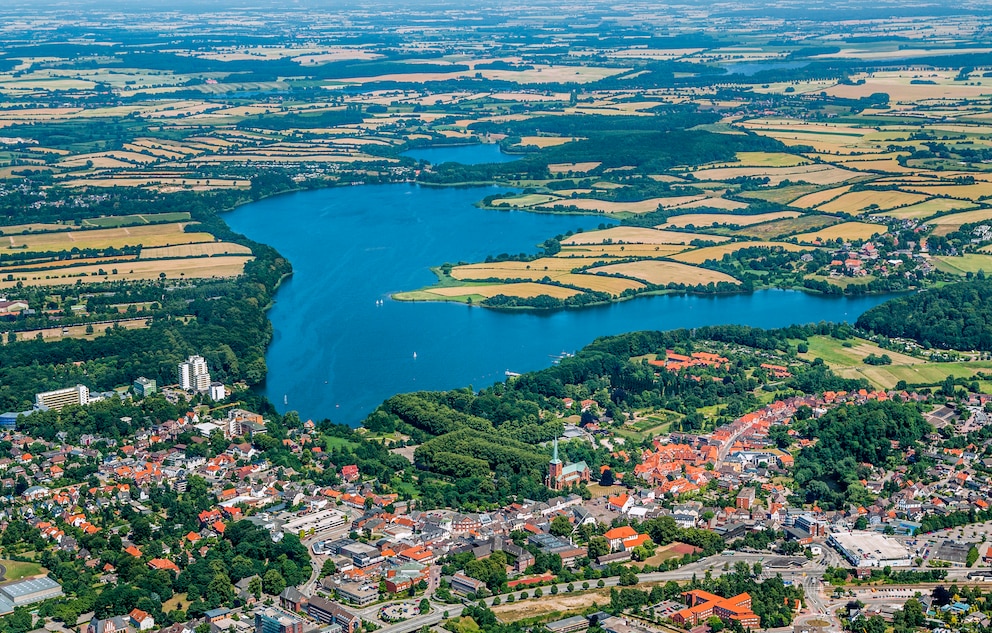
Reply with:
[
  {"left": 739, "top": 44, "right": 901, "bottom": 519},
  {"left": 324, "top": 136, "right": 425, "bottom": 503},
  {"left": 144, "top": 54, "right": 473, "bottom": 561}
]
[{"left": 547, "top": 436, "right": 563, "bottom": 490}]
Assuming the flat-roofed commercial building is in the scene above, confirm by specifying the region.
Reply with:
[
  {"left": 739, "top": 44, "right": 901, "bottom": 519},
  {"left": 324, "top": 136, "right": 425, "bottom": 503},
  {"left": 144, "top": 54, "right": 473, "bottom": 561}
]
[
  {"left": 828, "top": 531, "right": 912, "bottom": 568},
  {"left": 0, "top": 576, "right": 63, "bottom": 614},
  {"left": 254, "top": 608, "right": 304, "bottom": 633},
  {"left": 335, "top": 581, "right": 378, "bottom": 606},
  {"left": 307, "top": 596, "right": 361, "bottom": 633},
  {"left": 280, "top": 509, "right": 346, "bottom": 537},
  {"left": 35, "top": 385, "right": 89, "bottom": 411}
]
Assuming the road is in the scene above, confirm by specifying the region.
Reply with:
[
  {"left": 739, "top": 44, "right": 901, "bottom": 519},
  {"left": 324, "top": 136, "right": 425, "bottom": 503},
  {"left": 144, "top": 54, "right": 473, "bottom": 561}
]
[{"left": 375, "top": 555, "right": 829, "bottom": 633}]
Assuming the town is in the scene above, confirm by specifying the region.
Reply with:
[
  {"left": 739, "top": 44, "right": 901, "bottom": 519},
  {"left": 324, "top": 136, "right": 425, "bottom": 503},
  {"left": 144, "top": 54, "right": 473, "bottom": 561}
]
[{"left": 5, "top": 319, "right": 992, "bottom": 633}]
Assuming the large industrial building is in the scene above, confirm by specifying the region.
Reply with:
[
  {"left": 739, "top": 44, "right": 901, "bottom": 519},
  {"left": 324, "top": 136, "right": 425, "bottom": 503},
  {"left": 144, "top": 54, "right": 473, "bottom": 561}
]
[
  {"left": 828, "top": 531, "right": 913, "bottom": 568},
  {"left": 0, "top": 576, "right": 64, "bottom": 614}
]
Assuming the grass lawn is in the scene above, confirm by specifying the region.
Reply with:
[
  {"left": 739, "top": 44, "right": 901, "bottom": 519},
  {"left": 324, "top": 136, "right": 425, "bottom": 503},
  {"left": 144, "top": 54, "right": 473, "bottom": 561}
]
[
  {"left": 162, "top": 593, "right": 190, "bottom": 613},
  {"left": 0, "top": 559, "right": 45, "bottom": 581},
  {"left": 323, "top": 436, "right": 359, "bottom": 450},
  {"left": 447, "top": 617, "right": 482, "bottom": 633}
]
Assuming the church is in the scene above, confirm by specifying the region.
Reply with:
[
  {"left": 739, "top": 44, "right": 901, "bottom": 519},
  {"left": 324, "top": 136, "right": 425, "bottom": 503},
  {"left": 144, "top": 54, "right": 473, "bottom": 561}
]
[{"left": 546, "top": 437, "right": 591, "bottom": 491}]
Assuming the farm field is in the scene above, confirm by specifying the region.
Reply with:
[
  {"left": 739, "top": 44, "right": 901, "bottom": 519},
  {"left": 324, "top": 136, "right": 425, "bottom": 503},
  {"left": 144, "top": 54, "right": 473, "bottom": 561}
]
[
  {"left": 738, "top": 183, "right": 824, "bottom": 204},
  {"left": 789, "top": 185, "right": 854, "bottom": 209},
  {"left": 562, "top": 227, "right": 729, "bottom": 245},
  {"left": 933, "top": 254, "right": 992, "bottom": 275},
  {"left": 139, "top": 242, "right": 253, "bottom": 259},
  {"left": 413, "top": 282, "right": 580, "bottom": 301},
  {"left": 7, "top": 317, "right": 152, "bottom": 343},
  {"left": 538, "top": 196, "right": 706, "bottom": 214},
  {"left": 1, "top": 223, "right": 215, "bottom": 252},
  {"left": 590, "top": 260, "right": 740, "bottom": 286},
  {"left": 791, "top": 221, "right": 888, "bottom": 243},
  {"left": 840, "top": 361, "right": 992, "bottom": 390},
  {"left": 877, "top": 198, "right": 978, "bottom": 220},
  {"left": 732, "top": 215, "right": 842, "bottom": 239},
  {"left": 798, "top": 335, "right": 923, "bottom": 368},
  {"left": 796, "top": 335, "right": 992, "bottom": 389},
  {"left": 815, "top": 189, "right": 929, "bottom": 214},
  {"left": 661, "top": 210, "right": 800, "bottom": 228},
  {"left": 925, "top": 208, "right": 992, "bottom": 234},
  {"left": 559, "top": 244, "right": 688, "bottom": 258},
  {"left": 0, "top": 256, "right": 253, "bottom": 289},
  {"left": 671, "top": 241, "right": 812, "bottom": 264},
  {"left": 81, "top": 212, "right": 192, "bottom": 228}
]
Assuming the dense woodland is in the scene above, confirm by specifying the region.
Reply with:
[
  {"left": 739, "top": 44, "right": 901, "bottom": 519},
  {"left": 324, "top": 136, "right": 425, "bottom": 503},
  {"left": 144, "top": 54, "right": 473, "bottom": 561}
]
[{"left": 857, "top": 279, "right": 992, "bottom": 350}]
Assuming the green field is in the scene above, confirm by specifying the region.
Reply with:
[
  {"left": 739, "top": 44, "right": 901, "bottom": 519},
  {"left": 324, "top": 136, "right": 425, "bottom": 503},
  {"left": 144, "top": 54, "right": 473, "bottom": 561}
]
[
  {"left": 81, "top": 212, "right": 192, "bottom": 228},
  {"left": 0, "top": 559, "right": 45, "bottom": 581},
  {"left": 799, "top": 335, "right": 921, "bottom": 367},
  {"left": 798, "top": 335, "right": 992, "bottom": 389},
  {"left": 934, "top": 254, "right": 992, "bottom": 275}
]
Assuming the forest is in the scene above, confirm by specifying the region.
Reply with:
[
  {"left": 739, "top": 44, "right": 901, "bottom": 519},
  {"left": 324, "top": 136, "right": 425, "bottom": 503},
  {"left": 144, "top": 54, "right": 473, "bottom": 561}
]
[
  {"left": 856, "top": 279, "right": 992, "bottom": 350},
  {"left": 791, "top": 400, "right": 932, "bottom": 509}
]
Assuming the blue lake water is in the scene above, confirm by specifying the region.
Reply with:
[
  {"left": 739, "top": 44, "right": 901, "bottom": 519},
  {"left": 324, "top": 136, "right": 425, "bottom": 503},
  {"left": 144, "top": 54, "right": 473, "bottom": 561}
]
[
  {"left": 224, "top": 149, "right": 896, "bottom": 426},
  {"left": 402, "top": 143, "right": 520, "bottom": 164}
]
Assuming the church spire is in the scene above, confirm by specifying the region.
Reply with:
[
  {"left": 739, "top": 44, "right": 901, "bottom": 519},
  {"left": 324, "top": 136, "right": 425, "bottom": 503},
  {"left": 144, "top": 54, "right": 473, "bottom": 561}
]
[{"left": 551, "top": 436, "right": 561, "bottom": 464}]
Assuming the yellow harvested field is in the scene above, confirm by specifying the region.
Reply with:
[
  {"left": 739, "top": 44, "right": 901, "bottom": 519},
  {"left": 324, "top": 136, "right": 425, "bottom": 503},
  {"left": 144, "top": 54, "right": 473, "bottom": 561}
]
[
  {"left": 0, "top": 223, "right": 70, "bottom": 234},
  {"left": 732, "top": 152, "right": 810, "bottom": 167},
  {"left": 591, "top": 260, "right": 739, "bottom": 286},
  {"left": 2, "top": 223, "right": 214, "bottom": 252},
  {"left": 823, "top": 72, "right": 992, "bottom": 103},
  {"left": 678, "top": 197, "right": 749, "bottom": 211},
  {"left": 672, "top": 241, "right": 813, "bottom": 264},
  {"left": 0, "top": 255, "right": 138, "bottom": 272},
  {"left": 425, "top": 283, "right": 579, "bottom": 299},
  {"left": 691, "top": 164, "right": 859, "bottom": 186},
  {"left": 61, "top": 177, "right": 251, "bottom": 190},
  {"left": 548, "top": 162, "right": 601, "bottom": 174},
  {"left": 538, "top": 196, "right": 705, "bottom": 214},
  {"left": 555, "top": 273, "right": 645, "bottom": 296},
  {"left": 926, "top": 208, "right": 992, "bottom": 234},
  {"left": 878, "top": 198, "right": 978, "bottom": 220},
  {"left": 516, "top": 136, "right": 581, "bottom": 148},
  {"left": 0, "top": 256, "right": 252, "bottom": 289},
  {"left": 903, "top": 183, "right": 992, "bottom": 201},
  {"left": 843, "top": 158, "right": 918, "bottom": 173},
  {"left": 816, "top": 189, "right": 929, "bottom": 213},
  {"left": 663, "top": 211, "right": 800, "bottom": 228},
  {"left": 562, "top": 227, "right": 729, "bottom": 246},
  {"left": 139, "top": 243, "right": 253, "bottom": 259},
  {"left": 790, "top": 185, "right": 853, "bottom": 209},
  {"left": 450, "top": 257, "right": 606, "bottom": 280},
  {"left": 560, "top": 244, "right": 688, "bottom": 258},
  {"left": 792, "top": 221, "right": 888, "bottom": 243},
  {"left": 9, "top": 317, "right": 152, "bottom": 343},
  {"left": 60, "top": 156, "right": 133, "bottom": 169}
]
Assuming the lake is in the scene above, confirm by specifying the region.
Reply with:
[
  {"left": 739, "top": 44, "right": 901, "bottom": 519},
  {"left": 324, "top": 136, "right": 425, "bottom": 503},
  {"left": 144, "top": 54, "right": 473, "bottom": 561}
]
[{"left": 224, "top": 147, "right": 895, "bottom": 425}]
